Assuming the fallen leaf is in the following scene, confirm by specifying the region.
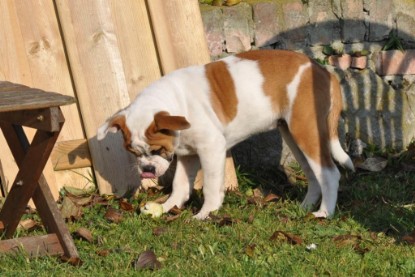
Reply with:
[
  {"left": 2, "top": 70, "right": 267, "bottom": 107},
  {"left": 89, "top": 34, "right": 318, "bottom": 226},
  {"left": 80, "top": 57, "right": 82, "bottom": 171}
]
[
  {"left": 152, "top": 227, "right": 168, "bottom": 236},
  {"left": 270, "top": 231, "right": 303, "bottom": 245},
  {"left": 64, "top": 186, "right": 95, "bottom": 197},
  {"left": 68, "top": 195, "right": 93, "bottom": 206},
  {"left": 402, "top": 229, "right": 415, "bottom": 244},
  {"left": 333, "top": 234, "right": 370, "bottom": 254},
  {"left": 333, "top": 234, "right": 362, "bottom": 246},
  {"left": 154, "top": 194, "right": 170, "bottom": 204},
  {"left": 245, "top": 244, "right": 256, "bottom": 257},
  {"left": 96, "top": 249, "right": 110, "bottom": 257},
  {"left": 253, "top": 188, "right": 264, "bottom": 198},
  {"left": 263, "top": 193, "right": 280, "bottom": 203},
  {"left": 18, "top": 219, "right": 38, "bottom": 231},
  {"left": 60, "top": 196, "right": 83, "bottom": 220},
  {"left": 247, "top": 213, "right": 255, "bottom": 224},
  {"left": 104, "top": 207, "right": 123, "bottom": 223},
  {"left": 356, "top": 157, "right": 388, "bottom": 172},
  {"left": 119, "top": 200, "right": 134, "bottom": 212},
  {"left": 60, "top": 255, "right": 83, "bottom": 266},
  {"left": 168, "top": 206, "right": 182, "bottom": 215},
  {"left": 75, "top": 227, "right": 94, "bottom": 243},
  {"left": 133, "top": 250, "right": 162, "bottom": 270},
  {"left": 165, "top": 213, "right": 181, "bottom": 222},
  {"left": 213, "top": 215, "right": 237, "bottom": 227}
]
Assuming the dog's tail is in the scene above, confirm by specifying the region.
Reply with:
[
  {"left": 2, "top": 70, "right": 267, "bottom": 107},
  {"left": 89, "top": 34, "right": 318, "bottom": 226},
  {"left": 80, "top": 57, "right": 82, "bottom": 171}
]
[{"left": 328, "top": 74, "right": 355, "bottom": 171}]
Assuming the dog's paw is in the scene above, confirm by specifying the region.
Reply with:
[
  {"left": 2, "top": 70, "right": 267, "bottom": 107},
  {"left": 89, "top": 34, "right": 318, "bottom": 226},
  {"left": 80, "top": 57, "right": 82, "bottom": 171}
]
[
  {"left": 312, "top": 210, "right": 329, "bottom": 218},
  {"left": 193, "top": 211, "right": 210, "bottom": 220}
]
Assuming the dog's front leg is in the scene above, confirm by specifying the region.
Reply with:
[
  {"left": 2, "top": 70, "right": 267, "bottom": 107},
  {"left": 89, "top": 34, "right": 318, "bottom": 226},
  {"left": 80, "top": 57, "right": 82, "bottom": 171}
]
[
  {"left": 193, "top": 147, "right": 226, "bottom": 220},
  {"left": 162, "top": 155, "right": 200, "bottom": 213}
]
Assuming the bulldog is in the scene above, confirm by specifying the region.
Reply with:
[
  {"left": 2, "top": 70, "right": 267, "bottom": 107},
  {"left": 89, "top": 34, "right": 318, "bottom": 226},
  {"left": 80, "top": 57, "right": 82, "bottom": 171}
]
[{"left": 97, "top": 49, "right": 354, "bottom": 219}]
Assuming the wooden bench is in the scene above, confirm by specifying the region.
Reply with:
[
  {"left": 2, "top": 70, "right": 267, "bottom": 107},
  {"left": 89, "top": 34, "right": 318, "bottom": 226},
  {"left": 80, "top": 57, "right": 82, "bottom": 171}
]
[{"left": 0, "top": 81, "right": 79, "bottom": 260}]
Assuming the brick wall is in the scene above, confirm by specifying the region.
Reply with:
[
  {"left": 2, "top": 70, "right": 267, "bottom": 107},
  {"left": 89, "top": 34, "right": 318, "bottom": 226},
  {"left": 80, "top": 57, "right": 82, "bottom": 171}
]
[{"left": 200, "top": 0, "right": 415, "bottom": 174}]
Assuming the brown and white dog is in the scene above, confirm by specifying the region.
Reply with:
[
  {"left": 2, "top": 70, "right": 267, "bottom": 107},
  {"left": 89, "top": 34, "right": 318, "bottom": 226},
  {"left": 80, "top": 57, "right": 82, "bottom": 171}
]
[{"left": 97, "top": 50, "right": 354, "bottom": 219}]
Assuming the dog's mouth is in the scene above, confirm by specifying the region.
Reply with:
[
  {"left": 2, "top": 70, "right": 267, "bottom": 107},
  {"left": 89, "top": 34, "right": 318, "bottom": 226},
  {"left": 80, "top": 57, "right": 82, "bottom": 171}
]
[{"left": 140, "top": 165, "right": 157, "bottom": 179}]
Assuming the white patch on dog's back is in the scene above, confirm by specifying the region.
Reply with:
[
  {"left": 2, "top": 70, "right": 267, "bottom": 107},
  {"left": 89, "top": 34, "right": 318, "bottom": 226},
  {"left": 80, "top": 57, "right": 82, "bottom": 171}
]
[
  {"left": 285, "top": 62, "right": 312, "bottom": 125},
  {"left": 221, "top": 56, "right": 277, "bottom": 148}
]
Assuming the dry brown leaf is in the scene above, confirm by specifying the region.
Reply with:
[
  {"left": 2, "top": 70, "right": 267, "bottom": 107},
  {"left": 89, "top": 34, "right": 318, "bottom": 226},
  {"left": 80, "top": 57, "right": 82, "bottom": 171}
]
[
  {"left": 96, "top": 249, "right": 110, "bottom": 257},
  {"left": 333, "top": 234, "right": 362, "bottom": 246},
  {"left": 247, "top": 213, "right": 255, "bottom": 224},
  {"left": 165, "top": 213, "right": 181, "bottom": 222},
  {"left": 104, "top": 207, "right": 123, "bottom": 223},
  {"left": 168, "top": 206, "right": 182, "bottom": 215},
  {"left": 253, "top": 188, "right": 264, "bottom": 198},
  {"left": 119, "top": 200, "right": 134, "bottom": 212},
  {"left": 133, "top": 250, "right": 162, "bottom": 270},
  {"left": 154, "top": 194, "right": 170, "bottom": 204},
  {"left": 18, "top": 219, "right": 38, "bottom": 231},
  {"left": 152, "top": 227, "right": 168, "bottom": 236},
  {"left": 402, "top": 229, "right": 415, "bottom": 244},
  {"left": 356, "top": 157, "right": 388, "bottom": 172},
  {"left": 68, "top": 195, "right": 93, "bottom": 206},
  {"left": 263, "top": 193, "right": 280, "bottom": 203},
  {"left": 245, "top": 244, "right": 256, "bottom": 257},
  {"left": 270, "top": 231, "right": 303, "bottom": 245},
  {"left": 60, "top": 255, "right": 83, "bottom": 266},
  {"left": 60, "top": 196, "right": 83, "bottom": 220},
  {"left": 75, "top": 227, "right": 94, "bottom": 243}
]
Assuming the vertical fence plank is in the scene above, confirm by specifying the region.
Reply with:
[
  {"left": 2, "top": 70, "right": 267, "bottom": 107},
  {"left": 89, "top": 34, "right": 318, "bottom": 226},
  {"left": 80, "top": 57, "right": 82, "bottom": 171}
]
[
  {"left": 55, "top": 0, "right": 160, "bottom": 195},
  {"left": 147, "top": 0, "right": 238, "bottom": 190},
  {"left": 0, "top": 0, "right": 91, "bottom": 199}
]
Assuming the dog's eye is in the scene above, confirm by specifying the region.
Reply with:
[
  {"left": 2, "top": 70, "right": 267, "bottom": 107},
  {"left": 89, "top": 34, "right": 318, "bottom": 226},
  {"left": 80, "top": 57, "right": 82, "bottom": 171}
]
[
  {"left": 126, "top": 144, "right": 144, "bottom": 157},
  {"left": 150, "top": 149, "right": 162, "bottom": 156}
]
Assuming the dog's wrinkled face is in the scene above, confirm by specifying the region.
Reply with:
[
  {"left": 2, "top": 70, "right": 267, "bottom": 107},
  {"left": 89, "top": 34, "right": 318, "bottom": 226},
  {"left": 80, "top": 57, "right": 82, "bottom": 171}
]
[{"left": 97, "top": 111, "right": 190, "bottom": 179}]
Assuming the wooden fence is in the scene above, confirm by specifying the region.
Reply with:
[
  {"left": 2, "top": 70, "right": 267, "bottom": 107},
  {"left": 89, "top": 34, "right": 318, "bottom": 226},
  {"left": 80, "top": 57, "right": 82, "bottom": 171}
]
[{"left": 0, "top": 0, "right": 237, "bottom": 199}]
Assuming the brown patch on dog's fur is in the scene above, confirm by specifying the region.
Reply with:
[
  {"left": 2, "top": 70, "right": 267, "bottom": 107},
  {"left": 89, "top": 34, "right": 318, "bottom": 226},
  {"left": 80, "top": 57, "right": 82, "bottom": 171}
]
[
  {"left": 154, "top": 111, "right": 191, "bottom": 131},
  {"left": 145, "top": 112, "right": 190, "bottom": 155},
  {"left": 237, "top": 50, "right": 310, "bottom": 114},
  {"left": 205, "top": 60, "right": 238, "bottom": 124},
  {"left": 238, "top": 50, "right": 338, "bottom": 167},
  {"left": 287, "top": 63, "right": 334, "bottom": 167}
]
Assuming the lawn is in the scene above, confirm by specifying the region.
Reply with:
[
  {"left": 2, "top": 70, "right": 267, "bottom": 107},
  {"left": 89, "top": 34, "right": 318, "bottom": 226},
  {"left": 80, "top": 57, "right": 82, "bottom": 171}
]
[{"left": 1, "top": 150, "right": 415, "bottom": 276}]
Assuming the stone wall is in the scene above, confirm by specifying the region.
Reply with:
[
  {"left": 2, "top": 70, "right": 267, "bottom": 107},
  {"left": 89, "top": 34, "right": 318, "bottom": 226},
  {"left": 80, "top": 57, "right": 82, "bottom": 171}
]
[{"left": 199, "top": 0, "right": 415, "bottom": 176}]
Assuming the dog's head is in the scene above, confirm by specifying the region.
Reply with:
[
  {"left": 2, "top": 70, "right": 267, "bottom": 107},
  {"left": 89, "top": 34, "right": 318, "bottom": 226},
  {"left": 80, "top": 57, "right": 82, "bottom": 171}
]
[{"left": 97, "top": 110, "right": 190, "bottom": 179}]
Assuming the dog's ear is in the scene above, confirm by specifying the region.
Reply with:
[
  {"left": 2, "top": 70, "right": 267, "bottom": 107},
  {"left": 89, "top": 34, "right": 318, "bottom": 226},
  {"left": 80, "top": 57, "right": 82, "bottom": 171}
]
[
  {"left": 97, "top": 115, "right": 126, "bottom": 140},
  {"left": 154, "top": 111, "right": 191, "bottom": 131}
]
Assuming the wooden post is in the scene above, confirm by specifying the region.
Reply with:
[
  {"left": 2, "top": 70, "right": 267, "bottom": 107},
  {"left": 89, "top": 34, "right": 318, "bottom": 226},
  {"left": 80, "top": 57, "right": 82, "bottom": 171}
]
[{"left": 147, "top": 0, "right": 238, "bottom": 190}]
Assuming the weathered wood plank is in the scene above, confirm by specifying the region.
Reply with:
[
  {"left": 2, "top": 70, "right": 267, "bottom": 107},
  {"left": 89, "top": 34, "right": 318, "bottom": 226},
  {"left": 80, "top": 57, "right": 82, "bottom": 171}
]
[
  {"left": 0, "top": 0, "right": 91, "bottom": 197},
  {"left": 55, "top": 0, "right": 160, "bottom": 196},
  {"left": 0, "top": 82, "right": 74, "bottom": 112},
  {"left": 0, "top": 234, "right": 64, "bottom": 257},
  {"left": 51, "top": 139, "right": 92, "bottom": 171},
  {"left": 147, "top": 0, "right": 238, "bottom": 190},
  {"left": 147, "top": 0, "right": 212, "bottom": 73}
]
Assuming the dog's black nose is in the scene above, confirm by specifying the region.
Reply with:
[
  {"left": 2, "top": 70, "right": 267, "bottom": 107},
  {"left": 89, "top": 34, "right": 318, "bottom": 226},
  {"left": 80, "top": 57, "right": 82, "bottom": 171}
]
[{"left": 142, "top": 165, "right": 156, "bottom": 174}]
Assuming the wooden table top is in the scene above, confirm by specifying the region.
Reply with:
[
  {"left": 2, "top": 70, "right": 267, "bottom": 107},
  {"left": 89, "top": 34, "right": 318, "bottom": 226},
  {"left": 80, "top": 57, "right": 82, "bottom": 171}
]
[{"left": 0, "top": 81, "right": 75, "bottom": 112}]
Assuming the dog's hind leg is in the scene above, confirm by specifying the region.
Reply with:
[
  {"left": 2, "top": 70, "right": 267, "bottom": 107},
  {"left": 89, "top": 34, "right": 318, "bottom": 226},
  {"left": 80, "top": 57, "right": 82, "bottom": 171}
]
[
  {"left": 278, "top": 121, "right": 321, "bottom": 210},
  {"left": 162, "top": 155, "right": 200, "bottom": 213},
  {"left": 285, "top": 118, "right": 340, "bottom": 218}
]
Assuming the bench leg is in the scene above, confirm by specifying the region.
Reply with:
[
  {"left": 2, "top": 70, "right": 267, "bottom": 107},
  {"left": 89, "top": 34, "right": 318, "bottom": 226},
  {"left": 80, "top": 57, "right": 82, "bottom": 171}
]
[{"left": 0, "top": 121, "right": 79, "bottom": 259}]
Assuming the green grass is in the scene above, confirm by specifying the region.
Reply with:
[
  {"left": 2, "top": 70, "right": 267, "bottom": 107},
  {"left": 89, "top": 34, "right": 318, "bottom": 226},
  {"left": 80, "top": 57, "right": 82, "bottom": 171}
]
[{"left": 1, "top": 157, "right": 415, "bottom": 276}]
